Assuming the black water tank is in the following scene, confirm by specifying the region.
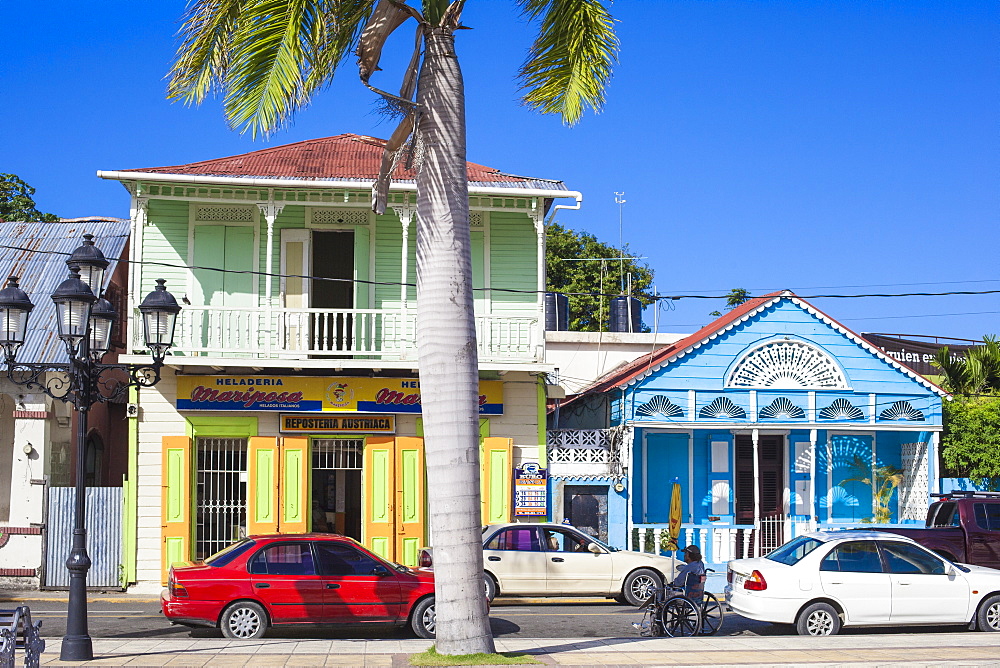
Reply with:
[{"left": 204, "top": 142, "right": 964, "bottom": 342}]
[
  {"left": 609, "top": 296, "right": 642, "bottom": 332},
  {"left": 544, "top": 292, "right": 570, "bottom": 331}
]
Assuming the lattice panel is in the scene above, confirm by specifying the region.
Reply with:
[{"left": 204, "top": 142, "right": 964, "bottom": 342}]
[
  {"left": 195, "top": 205, "right": 256, "bottom": 222},
  {"left": 547, "top": 447, "right": 613, "bottom": 464},
  {"left": 311, "top": 208, "right": 370, "bottom": 225},
  {"left": 899, "top": 441, "right": 929, "bottom": 521},
  {"left": 547, "top": 429, "right": 613, "bottom": 449},
  {"left": 727, "top": 340, "right": 848, "bottom": 389},
  {"left": 470, "top": 211, "right": 485, "bottom": 226}
]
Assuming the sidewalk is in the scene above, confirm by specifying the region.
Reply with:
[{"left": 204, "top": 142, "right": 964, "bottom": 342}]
[{"left": 32, "top": 633, "right": 1000, "bottom": 667}]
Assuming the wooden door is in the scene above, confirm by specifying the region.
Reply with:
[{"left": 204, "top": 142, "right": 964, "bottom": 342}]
[{"left": 733, "top": 435, "right": 784, "bottom": 523}]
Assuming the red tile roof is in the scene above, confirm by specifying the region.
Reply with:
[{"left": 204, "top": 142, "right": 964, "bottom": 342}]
[
  {"left": 118, "top": 133, "right": 565, "bottom": 188},
  {"left": 559, "top": 290, "right": 947, "bottom": 405}
]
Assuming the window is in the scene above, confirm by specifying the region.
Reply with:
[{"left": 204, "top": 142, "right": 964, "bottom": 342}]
[
  {"left": 767, "top": 536, "right": 824, "bottom": 566},
  {"left": 316, "top": 542, "right": 382, "bottom": 576},
  {"left": 820, "top": 541, "right": 883, "bottom": 573},
  {"left": 879, "top": 541, "right": 946, "bottom": 575},
  {"left": 206, "top": 539, "right": 256, "bottom": 568},
  {"left": 485, "top": 528, "right": 541, "bottom": 551},
  {"left": 543, "top": 528, "right": 592, "bottom": 553},
  {"left": 927, "top": 502, "right": 958, "bottom": 528},
  {"left": 248, "top": 543, "right": 315, "bottom": 576},
  {"left": 974, "top": 503, "right": 1000, "bottom": 531}
]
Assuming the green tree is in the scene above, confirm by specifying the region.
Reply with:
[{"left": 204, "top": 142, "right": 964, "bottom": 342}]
[
  {"left": 840, "top": 455, "right": 903, "bottom": 524},
  {"left": 545, "top": 222, "right": 654, "bottom": 332},
  {"left": 709, "top": 287, "right": 750, "bottom": 317},
  {"left": 934, "top": 336, "right": 1000, "bottom": 486},
  {"left": 0, "top": 173, "right": 59, "bottom": 222},
  {"left": 167, "top": 0, "right": 618, "bottom": 654}
]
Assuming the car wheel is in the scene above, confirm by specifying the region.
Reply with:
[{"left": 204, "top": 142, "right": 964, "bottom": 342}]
[
  {"left": 410, "top": 596, "right": 436, "bottom": 639},
  {"left": 623, "top": 568, "right": 662, "bottom": 607},
  {"left": 977, "top": 594, "right": 1000, "bottom": 632},
  {"left": 484, "top": 574, "right": 498, "bottom": 603},
  {"left": 220, "top": 601, "right": 268, "bottom": 640},
  {"left": 795, "top": 602, "right": 841, "bottom": 636}
]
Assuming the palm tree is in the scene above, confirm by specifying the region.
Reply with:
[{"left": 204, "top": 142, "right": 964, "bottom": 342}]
[
  {"left": 933, "top": 336, "right": 1000, "bottom": 396},
  {"left": 167, "top": 0, "right": 618, "bottom": 655}
]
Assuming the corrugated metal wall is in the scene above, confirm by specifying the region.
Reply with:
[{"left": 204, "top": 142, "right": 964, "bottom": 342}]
[{"left": 45, "top": 487, "right": 123, "bottom": 589}]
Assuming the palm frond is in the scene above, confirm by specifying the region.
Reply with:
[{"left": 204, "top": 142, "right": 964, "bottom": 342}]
[
  {"left": 515, "top": 0, "right": 618, "bottom": 126},
  {"left": 169, "top": 0, "right": 375, "bottom": 137}
]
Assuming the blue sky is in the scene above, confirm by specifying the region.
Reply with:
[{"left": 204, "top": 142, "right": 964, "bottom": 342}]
[{"left": 2, "top": 1, "right": 997, "bottom": 339}]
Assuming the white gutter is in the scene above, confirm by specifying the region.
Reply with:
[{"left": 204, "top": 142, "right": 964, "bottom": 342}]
[{"left": 96, "top": 170, "right": 581, "bottom": 201}]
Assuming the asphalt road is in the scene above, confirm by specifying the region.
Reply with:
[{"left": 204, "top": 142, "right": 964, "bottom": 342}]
[{"left": 1, "top": 595, "right": 975, "bottom": 640}]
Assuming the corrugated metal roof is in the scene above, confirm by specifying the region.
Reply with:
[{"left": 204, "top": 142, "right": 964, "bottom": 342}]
[
  {"left": 114, "top": 133, "right": 569, "bottom": 191},
  {"left": 0, "top": 219, "right": 130, "bottom": 364}
]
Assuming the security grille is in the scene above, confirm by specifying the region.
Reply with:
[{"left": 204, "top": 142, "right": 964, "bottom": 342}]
[
  {"left": 312, "top": 439, "right": 364, "bottom": 469},
  {"left": 195, "top": 438, "right": 248, "bottom": 560}
]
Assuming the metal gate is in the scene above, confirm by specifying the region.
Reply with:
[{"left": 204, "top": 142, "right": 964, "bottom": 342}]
[
  {"left": 195, "top": 438, "right": 247, "bottom": 561},
  {"left": 312, "top": 439, "right": 364, "bottom": 469},
  {"left": 45, "top": 487, "right": 122, "bottom": 589}
]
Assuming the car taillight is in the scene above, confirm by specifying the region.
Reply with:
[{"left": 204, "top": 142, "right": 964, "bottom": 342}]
[
  {"left": 743, "top": 570, "right": 767, "bottom": 591},
  {"left": 170, "top": 580, "right": 189, "bottom": 598},
  {"left": 727, "top": 566, "right": 733, "bottom": 583},
  {"left": 418, "top": 551, "right": 432, "bottom": 568}
]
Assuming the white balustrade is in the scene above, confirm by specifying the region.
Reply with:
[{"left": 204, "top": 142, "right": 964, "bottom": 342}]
[{"left": 134, "top": 306, "right": 541, "bottom": 362}]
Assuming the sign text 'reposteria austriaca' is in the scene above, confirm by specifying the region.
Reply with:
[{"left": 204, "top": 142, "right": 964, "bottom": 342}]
[{"left": 175, "top": 376, "right": 504, "bottom": 415}]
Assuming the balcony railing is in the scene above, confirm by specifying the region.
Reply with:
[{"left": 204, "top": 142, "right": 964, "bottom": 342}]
[{"left": 133, "top": 305, "right": 542, "bottom": 363}]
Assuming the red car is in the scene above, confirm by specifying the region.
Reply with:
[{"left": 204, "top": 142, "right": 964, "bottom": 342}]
[{"left": 161, "top": 534, "right": 437, "bottom": 639}]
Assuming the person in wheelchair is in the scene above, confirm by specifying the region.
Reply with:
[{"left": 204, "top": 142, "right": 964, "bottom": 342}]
[{"left": 671, "top": 545, "right": 706, "bottom": 601}]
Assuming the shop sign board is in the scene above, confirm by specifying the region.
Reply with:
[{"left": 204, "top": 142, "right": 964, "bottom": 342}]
[
  {"left": 513, "top": 462, "right": 548, "bottom": 516},
  {"left": 176, "top": 376, "right": 503, "bottom": 414},
  {"left": 279, "top": 414, "right": 395, "bottom": 434}
]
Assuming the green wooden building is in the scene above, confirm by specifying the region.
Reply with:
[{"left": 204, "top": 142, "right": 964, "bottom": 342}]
[{"left": 98, "top": 134, "right": 580, "bottom": 588}]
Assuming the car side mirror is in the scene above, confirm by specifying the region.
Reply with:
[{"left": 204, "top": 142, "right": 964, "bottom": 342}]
[
  {"left": 371, "top": 565, "right": 391, "bottom": 577},
  {"left": 588, "top": 542, "right": 602, "bottom": 554}
]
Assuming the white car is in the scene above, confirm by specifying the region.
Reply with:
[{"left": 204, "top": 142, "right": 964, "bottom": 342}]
[
  {"left": 725, "top": 530, "right": 1000, "bottom": 636},
  {"left": 419, "top": 523, "right": 681, "bottom": 605}
]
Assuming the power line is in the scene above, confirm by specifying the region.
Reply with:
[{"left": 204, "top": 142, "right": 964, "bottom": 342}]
[{"left": 4, "top": 241, "right": 1000, "bottom": 301}]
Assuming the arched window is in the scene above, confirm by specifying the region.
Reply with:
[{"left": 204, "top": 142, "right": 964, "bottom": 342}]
[{"left": 726, "top": 340, "right": 848, "bottom": 389}]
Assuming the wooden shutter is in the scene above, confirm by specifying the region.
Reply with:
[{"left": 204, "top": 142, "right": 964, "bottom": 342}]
[
  {"left": 247, "top": 437, "right": 279, "bottom": 535},
  {"left": 395, "top": 437, "right": 425, "bottom": 566},
  {"left": 734, "top": 435, "right": 755, "bottom": 523},
  {"left": 161, "top": 436, "right": 193, "bottom": 584},
  {"left": 482, "top": 437, "right": 513, "bottom": 525},
  {"left": 280, "top": 437, "right": 310, "bottom": 534},
  {"left": 364, "top": 436, "right": 396, "bottom": 560},
  {"left": 758, "top": 436, "right": 783, "bottom": 517}
]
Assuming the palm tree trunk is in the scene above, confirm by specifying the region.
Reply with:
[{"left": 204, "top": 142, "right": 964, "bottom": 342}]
[{"left": 414, "top": 26, "right": 495, "bottom": 655}]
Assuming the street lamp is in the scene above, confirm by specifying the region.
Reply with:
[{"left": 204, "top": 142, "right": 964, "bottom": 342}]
[{"left": 0, "top": 236, "right": 180, "bottom": 662}]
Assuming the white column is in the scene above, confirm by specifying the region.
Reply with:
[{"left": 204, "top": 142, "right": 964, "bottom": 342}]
[
  {"left": 256, "top": 200, "right": 286, "bottom": 307},
  {"left": 808, "top": 429, "right": 817, "bottom": 531},
  {"left": 752, "top": 428, "right": 760, "bottom": 556},
  {"left": 128, "top": 196, "right": 148, "bottom": 348},
  {"left": 393, "top": 206, "right": 415, "bottom": 305},
  {"left": 532, "top": 206, "right": 545, "bottom": 362},
  {"left": 687, "top": 431, "right": 694, "bottom": 523}
]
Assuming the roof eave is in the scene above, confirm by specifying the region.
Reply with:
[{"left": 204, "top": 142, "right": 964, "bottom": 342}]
[{"left": 96, "top": 170, "right": 580, "bottom": 201}]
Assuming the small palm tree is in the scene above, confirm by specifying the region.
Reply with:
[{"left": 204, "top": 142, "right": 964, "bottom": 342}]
[
  {"left": 933, "top": 336, "right": 1000, "bottom": 395},
  {"left": 167, "top": 0, "right": 618, "bottom": 655},
  {"left": 841, "top": 455, "right": 903, "bottom": 524}
]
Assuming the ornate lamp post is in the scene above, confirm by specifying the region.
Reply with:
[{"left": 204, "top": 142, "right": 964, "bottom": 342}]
[{"left": 0, "top": 235, "right": 181, "bottom": 661}]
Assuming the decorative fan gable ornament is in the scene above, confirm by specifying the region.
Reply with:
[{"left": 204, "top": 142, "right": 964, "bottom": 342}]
[
  {"left": 727, "top": 340, "right": 848, "bottom": 389},
  {"left": 759, "top": 397, "right": 805, "bottom": 420},
  {"left": 700, "top": 397, "right": 747, "bottom": 419},
  {"left": 636, "top": 395, "right": 684, "bottom": 418},
  {"left": 819, "top": 398, "right": 865, "bottom": 420},
  {"left": 879, "top": 401, "right": 924, "bottom": 421}
]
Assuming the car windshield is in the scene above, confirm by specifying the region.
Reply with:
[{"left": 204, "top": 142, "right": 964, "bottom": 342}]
[
  {"left": 765, "top": 536, "right": 824, "bottom": 565},
  {"left": 585, "top": 534, "right": 618, "bottom": 552},
  {"left": 205, "top": 539, "right": 256, "bottom": 567}
]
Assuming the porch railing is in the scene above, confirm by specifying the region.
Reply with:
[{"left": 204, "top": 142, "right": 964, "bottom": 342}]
[
  {"left": 133, "top": 305, "right": 542, "bottom": 363},
  {"left": 631, "top": 516, "right": 817, "bottom": 564}
]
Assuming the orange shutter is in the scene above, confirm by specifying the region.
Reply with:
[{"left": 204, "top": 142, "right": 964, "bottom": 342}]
[
  {"left": 364, "top": 436, "right": 396, "bottom": 560},
  {"left": 394, "top": 437, "right": 425, "bottom": 566},
  {"left": 279, "top": 437, "right": 310, "bottom": 534},
  {"left": 247, "top": 437, "right": 279, "bottom": 535},
  {"left": 161, "top": 435, "right": 193, "bottom": 584}
]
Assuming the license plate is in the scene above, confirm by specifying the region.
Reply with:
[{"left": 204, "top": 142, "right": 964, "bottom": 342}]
[{"left": 733, "top": 573, "right": 745, "bottom": 586}]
